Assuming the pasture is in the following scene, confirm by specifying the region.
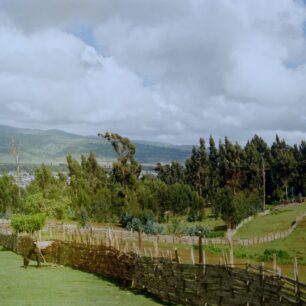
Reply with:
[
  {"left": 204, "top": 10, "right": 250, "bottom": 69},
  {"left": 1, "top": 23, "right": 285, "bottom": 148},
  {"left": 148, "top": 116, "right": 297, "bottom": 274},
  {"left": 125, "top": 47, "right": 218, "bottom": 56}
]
[
  {"left": 234, "top": 203, "right": 306, "bottom": 239},
  {"left": 0, "top": 248, "right": 163, "bottom": 306}
]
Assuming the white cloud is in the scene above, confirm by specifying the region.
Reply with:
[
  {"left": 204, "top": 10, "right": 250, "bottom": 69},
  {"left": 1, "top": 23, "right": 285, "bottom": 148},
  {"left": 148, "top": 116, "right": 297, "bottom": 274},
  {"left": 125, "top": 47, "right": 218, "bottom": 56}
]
[{"left": 0, "top": 0, "right": 305, "bottom": 145}]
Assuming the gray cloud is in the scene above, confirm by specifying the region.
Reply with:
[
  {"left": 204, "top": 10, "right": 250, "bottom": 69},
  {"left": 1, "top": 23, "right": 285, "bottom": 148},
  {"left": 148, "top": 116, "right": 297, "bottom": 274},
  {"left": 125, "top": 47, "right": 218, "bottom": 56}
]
[{"left": 0, "top": 0, "right": 305, "bottom": 145}]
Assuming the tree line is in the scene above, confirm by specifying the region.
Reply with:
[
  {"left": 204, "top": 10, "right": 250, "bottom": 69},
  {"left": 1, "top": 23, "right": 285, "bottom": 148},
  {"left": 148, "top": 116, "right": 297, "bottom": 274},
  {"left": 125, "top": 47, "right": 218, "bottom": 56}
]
[
  {"left": 157, "top": 134, "right": 305, "bottom": 225},
  {"left": 0, "top": 133, "right": 305, "bottom": 229}
]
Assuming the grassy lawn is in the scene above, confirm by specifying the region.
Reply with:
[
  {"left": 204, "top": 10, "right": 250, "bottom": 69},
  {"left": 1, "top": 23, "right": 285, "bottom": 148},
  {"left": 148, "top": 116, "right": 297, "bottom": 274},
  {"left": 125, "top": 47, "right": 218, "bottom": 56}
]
[
  {"left": 235, "top": 203, "right": 306, "bottom": 239},
  {"left": 0, "top": 248, "right": 164, "bottom": 306}
]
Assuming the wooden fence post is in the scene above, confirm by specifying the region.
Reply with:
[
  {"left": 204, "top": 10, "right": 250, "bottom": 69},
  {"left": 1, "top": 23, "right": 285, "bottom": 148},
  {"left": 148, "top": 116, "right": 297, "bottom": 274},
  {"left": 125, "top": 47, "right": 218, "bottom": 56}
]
[
  {"left": 260, "top": 262, "right": 265, "bottom": 281},
  {"left": 138, "top": 230, "right": 142, "bottom": 249},
  {"left": 294, "top": 256, "right": 300, "bottom": 302},
  {"left": 154, "top": 238, "right": 159, "bottom": 257},
  {"left": 203, "top": 250, "right": 206, "bottom": 274},
  {"left": 175, "top": 248, "right": 180, "bottom": 264},
  {"left": 190, "top": 247, "right": 195, "bottom": 265},
  {"left": 149, "top": 248, "right": 153, "bottom": 259},
  {"left": 199, "top": 236, "right": 203, "bottom": 264},
  {"left": 273, "top": 254, "right": 277, "bottom": 275}
]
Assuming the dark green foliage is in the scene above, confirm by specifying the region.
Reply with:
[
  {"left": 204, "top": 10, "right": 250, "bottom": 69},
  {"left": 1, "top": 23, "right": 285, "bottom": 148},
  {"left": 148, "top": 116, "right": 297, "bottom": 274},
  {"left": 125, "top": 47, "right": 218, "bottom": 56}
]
[
  {"left": 2, "top": 131, "right": 304, "bottom": 231},
  {"left": 156, "top": 161, "right": 186, "bottom": 185},
  {"left": 66, "top": 153, "right": 111, "bottom": 222},
  {"left": 120, "top": 212, "right": 133, "bottom": 228},
  {"left": 271, "top": 135, "right": 297, "bottom": 201},
  {"left": 215, "top": 189, "right": 261, "bottom": 227},
  {"left": 11, "top": 213, "right": 46, "bottom": 233},
  {"left": 78, "top": 206, "right": 90, "bottom": 228},
  {"left": 0, "top": 174, "right": 20, "bottom": 217},
  {"left": 121, "top": 212, "right": 164, "bottom": 235},
  {"left": 258, "top": 249, "right": 291, "bottom": 262},
  {"left": 98, "top": 132, "right": 141, "bottom": 189},
  {"left": 25, "top": 164, "right": 72, "bottom": 219},
  {"left": 185, "top": 138, "right": 209, "bottom": 199}
]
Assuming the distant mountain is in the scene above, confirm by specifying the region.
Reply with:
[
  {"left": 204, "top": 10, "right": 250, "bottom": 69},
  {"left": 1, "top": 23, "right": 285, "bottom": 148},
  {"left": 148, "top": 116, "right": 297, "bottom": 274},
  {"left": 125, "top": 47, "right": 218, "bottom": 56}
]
[{"left": 0, "top": 125, "right": 192, "bottom": 166}]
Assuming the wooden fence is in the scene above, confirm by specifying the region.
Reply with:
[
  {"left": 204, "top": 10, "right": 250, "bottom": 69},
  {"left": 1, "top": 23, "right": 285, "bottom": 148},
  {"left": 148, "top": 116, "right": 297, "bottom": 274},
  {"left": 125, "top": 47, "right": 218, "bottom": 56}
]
[
  {"left": 40, "top": 211, "right": 306, "bottom": 248},
  {"left": 0, "top": 233, "right": 305, "bottom": 305},
  {"left": 0, "top": 202, "right": 305, "bottom": 249}
]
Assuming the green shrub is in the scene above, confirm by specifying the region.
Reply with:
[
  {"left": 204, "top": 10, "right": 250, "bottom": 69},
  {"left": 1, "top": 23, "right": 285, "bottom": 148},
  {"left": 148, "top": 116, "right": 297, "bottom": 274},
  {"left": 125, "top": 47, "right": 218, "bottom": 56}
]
[
  {"left": 120, "top": 212, "right": 133, "bottom": 228},
  {"left": 126, "top": 217, "right": 142, "bottom": 231},
  {"left": 257, "top": 248, "right": 291, "bottom": 262},
  {"left": 184, "top": 224, "right": 210, "bottom": 237},
  {"left": 78, "top": 206, "right": 90, "bottom": 228},
  {"left": 142, "top": 220, "right": 164, "bottom": 235},
  {"left": 11, "top": 213, "right": 46, "bottom": 234}
]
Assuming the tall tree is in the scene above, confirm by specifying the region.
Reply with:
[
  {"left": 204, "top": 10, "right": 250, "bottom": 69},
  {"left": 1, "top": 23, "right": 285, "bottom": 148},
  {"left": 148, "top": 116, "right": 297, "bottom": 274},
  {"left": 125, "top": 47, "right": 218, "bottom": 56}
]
[
  {"left": 219, "top": 137, "right": 244, "bottom": 194},
  {"left": 208, "top": 135, "right": 219, "bottom": 204},
  {"left": 185, "top": 138, "right": 209, "bottom": 200},
  {"left": 0, "top": 174, "right": 20, "bottom": 216},
  {"left": 271, "top": 135, "right": 297, "bottom": 200},
  {"left": 98, "top": 132, "right": 142, "bottom": 188}
]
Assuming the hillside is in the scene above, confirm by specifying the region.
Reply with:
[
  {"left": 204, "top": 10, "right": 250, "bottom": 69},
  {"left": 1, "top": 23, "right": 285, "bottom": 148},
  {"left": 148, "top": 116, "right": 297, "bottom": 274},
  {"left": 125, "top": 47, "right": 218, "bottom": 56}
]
[{"left": 0, "top": 125, "right": 191, "bottom": 166}]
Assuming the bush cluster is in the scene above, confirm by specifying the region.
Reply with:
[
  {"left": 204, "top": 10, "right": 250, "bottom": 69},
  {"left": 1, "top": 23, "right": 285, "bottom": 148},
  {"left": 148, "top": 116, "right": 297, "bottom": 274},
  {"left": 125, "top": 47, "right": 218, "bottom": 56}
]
[
  {"left": 11, "top": 213, "right": 46, "bottom": 234},
  {"left": 120, "top": 212, "right": 164, "bottom": 235},
  {"left": 257, "top": 248, "right": 291, "bottom": 262}
]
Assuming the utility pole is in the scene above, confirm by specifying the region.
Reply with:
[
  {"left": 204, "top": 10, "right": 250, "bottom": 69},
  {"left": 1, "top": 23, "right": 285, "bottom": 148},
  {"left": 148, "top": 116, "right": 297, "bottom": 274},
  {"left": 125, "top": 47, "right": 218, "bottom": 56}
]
[
  {"left": 262, "top": 156, "right": 266, "bottom": 211},
  {"left": 10, "top": 142, "right": 21, "bottom": 198}
]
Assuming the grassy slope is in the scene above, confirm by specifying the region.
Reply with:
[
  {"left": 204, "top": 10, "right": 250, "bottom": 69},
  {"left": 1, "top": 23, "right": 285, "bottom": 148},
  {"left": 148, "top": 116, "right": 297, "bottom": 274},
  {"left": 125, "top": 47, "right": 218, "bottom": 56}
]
[
  {"left": 0, "top": 249, "right": 163, "bottom": 306},
  {"left": 235, "top": 217, "right": 306, "bottom": 262},
  {"left": 0, "top": 125, "right": 191, "bottom": 165},
  {"left": 233, "top": 217, "right": 306, "bottom": 281},
  {"left": 235, "top": 203, "right": 306, "bottom": 239}
]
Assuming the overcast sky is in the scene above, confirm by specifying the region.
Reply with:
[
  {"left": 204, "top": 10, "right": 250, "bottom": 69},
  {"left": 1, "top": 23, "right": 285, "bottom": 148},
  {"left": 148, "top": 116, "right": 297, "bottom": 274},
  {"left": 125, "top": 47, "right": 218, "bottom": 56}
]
[{"left": 0, "top": 0, "right": 306, "bottom": 145}]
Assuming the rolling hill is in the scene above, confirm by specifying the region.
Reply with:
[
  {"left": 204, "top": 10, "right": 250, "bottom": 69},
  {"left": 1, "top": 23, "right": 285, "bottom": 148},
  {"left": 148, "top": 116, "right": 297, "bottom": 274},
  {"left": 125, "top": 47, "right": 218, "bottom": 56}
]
[{"left": 0, "top": 125, "right": 192, "bottom": 167}]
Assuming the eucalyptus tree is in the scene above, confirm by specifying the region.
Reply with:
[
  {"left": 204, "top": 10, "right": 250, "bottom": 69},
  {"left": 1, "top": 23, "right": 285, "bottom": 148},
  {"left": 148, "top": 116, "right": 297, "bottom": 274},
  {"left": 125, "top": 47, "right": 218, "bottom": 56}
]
[{"left": 98, "top": 132, "right": 142, "bottom": 189}]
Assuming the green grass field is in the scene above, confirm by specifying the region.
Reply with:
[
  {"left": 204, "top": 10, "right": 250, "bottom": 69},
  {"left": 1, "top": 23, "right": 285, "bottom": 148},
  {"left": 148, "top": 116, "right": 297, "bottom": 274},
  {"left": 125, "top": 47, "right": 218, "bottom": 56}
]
[
  {"left": 235, "top": 217, "right": 306, "bottom": 260},
  {"left": 0, "top": 248, "right": 163, "bottom": 306},
  {"left": 235, "top": 203, "right": 306, "bottom": 239}
]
